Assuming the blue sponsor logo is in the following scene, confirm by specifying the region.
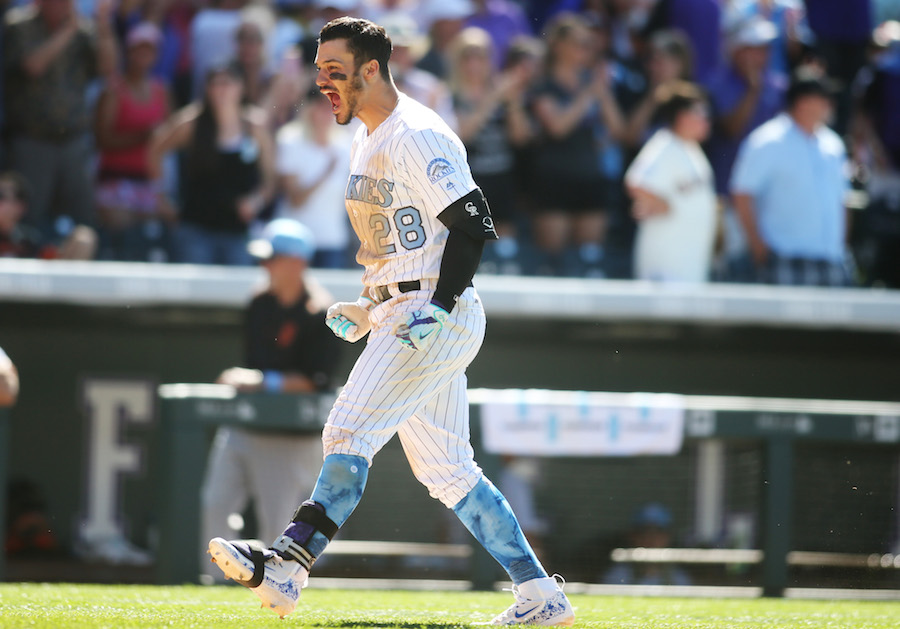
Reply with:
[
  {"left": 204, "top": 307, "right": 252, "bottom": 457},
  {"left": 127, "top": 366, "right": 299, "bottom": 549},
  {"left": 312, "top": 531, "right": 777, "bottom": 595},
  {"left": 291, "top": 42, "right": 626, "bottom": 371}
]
[{"left": 426, "top": 157, "right": 455, "bottom": 184}]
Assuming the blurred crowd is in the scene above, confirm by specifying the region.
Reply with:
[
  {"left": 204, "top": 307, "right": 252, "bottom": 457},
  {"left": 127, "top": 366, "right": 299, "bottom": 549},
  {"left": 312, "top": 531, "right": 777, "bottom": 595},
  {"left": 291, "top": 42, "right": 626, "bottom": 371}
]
[{"left": 2, "top": 0, "right": 899, "bottom": 287}]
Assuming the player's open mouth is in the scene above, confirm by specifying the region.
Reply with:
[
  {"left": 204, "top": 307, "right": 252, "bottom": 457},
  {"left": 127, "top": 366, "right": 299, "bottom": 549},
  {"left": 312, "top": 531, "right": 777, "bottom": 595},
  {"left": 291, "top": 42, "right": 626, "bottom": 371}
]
[{"left": 326, "top": 91, "right": 341, "bottom": 112}]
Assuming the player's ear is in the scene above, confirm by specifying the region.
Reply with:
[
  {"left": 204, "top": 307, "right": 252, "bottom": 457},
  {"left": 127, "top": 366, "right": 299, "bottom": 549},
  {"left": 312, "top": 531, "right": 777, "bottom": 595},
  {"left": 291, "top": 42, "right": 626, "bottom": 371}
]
[{"left": 363, "top": 59, "right": 380, "bottom": 81}]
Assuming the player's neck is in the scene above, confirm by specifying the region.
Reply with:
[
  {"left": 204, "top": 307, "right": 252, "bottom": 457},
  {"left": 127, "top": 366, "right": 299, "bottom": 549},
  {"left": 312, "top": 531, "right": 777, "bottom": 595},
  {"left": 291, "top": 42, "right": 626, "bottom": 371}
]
[{"left": 358, "top": 81, "right": 400, "bottom": 135}]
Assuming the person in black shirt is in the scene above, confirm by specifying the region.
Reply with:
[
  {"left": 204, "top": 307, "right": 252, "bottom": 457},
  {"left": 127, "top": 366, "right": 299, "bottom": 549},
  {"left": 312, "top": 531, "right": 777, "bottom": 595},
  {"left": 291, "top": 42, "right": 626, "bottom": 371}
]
[{"left": 200, "top": 218, "right": 342, "bottom": 582}]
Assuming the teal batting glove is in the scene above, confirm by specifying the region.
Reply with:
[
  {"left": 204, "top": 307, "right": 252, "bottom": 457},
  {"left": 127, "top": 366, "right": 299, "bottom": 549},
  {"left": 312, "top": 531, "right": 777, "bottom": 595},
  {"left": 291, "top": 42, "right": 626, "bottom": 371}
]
[
  {"left": 393, "top": 302, "right": 448, "bottom": 351},
  {"left": 326, "top": 295, "right": 376, "bottom": 343}
]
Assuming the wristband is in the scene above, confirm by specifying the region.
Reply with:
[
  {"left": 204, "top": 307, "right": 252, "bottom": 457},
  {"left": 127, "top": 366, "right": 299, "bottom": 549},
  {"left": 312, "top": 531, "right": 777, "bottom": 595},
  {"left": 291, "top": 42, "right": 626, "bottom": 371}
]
[{"left": 262, "top": 370, "right": 284, "bottom": 393}]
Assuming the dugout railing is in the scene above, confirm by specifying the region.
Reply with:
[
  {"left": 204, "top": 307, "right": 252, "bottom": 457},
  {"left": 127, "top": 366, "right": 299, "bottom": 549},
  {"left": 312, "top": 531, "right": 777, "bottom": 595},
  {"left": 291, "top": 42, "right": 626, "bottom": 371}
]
[{"left": 154, "top": 385, "right": 900, "bottom": 595}]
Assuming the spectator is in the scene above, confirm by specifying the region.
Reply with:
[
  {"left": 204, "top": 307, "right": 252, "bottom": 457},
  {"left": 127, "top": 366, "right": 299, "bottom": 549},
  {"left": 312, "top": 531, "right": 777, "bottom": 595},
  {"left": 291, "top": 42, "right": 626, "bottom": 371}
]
[
  {"left": 602, "top": 503, "right": 692, "bottom": 586},
  {"left": 853, "top": 20, "right": 900, "bottom": 180},
  {"left": 625, "top": 81, "right": 717, "bottom": 283},
  {"left": 464, "top": 0, "right": 531, "bottom": 71},
  {"left": 530, "top": 12, "right": 625, "bottom": 276},
  {"left": 0, "top": 345, "right": 18, "bottom": 407},
  {"left": 5, "top": 477, "right": 60, "bottom": 557},
  {"left": 849, "top": 20, "right": 900, "bottom": 287},
  {"left": 804, "top": 0, "right": 874, "bottom": 135},
  {"left": 201, "top": 217, "right": 342, "bottom": 582},
  {"left": 233, "top": 15, "right": 272, "bottom": 107},
  {"left": 190, "top": 0, "right": 246, "bottom": 99},
  {"left": 724, "top": 0, "right": 811, "bottom": 77},
  {"left": 604, "top": 0, "right": 656, "bottom": 67},
  {"left": 0, "top": 171, "right": 41, "bottom": 257},
  {"left": 642, "top": 0, "right": 723, "bottom": 86},
  {"left": 448, "top": 26, "right": 532, "bottom": 274},
  {"left": 149, "top": 63, "right": 276, "bottom": 265},
  {"left": 275, "top": 89, "right": 353, "bottom": 269},
  {"left": 268, "top": 0, "right": 312, "bottom": 74},
  {"left": 623, "top": 28, "right": 695, "bottom": 150},
  {"left": 0, "top": 170, "right": 97, "bottom": 259},
  {"left": 382, "top": 13, "right": 457, "bottom": 129},
  {"left": 265, "top": 44, "right": 312, "bottom": 134},
  {"left": 94, "top": 21, "right": 173, "bottom": 262},
  {"left": 706, "top": 15, "right": 788, "bottom": 197},
  {"left": 145, "top": 0, "right": 197, "bottom": 109},
  {"left": 417, "top": 0, "right": 473, "bottom": 80},
  {"left": 730, "top": 66, "right": 853, "bottom": 287},
  {"left": 362, "top": 0, "right": 422, "bottom": 24},
  {"left": 3, "top": 0, "right": 117, "bottom": 242}
]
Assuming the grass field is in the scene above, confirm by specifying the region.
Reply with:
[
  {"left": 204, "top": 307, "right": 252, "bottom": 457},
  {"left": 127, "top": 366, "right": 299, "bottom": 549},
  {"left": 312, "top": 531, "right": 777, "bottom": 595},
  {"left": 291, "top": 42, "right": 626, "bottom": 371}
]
[{"left": 0, "top": 583, "right": 898, "bottom": 629}]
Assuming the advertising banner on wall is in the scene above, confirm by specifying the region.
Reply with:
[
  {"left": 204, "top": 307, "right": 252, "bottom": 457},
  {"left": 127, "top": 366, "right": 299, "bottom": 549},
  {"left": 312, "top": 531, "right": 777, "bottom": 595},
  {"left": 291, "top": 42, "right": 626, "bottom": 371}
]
[{"left": 477, "top": 389, "right": 685, "bottom": 456}]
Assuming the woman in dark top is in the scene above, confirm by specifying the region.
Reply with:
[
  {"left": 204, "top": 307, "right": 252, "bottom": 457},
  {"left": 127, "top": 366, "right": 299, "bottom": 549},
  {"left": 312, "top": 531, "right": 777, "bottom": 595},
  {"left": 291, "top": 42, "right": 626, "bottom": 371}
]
[
  {"left": 149, "top": 63, "right": 275, "bottom": 265},
  {"left": 530, "top": 12, "right": 625, "bottom": 276},
  {"left": 448, "top": 27, "right": 534, "bottom": 274}
]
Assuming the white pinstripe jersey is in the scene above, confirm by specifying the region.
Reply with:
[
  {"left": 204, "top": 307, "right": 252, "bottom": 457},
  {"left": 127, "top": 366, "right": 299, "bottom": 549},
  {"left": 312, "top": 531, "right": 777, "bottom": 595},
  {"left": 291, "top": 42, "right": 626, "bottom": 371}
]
[{"left": 345, "top": 93, "right": 478, "bottom": 287}]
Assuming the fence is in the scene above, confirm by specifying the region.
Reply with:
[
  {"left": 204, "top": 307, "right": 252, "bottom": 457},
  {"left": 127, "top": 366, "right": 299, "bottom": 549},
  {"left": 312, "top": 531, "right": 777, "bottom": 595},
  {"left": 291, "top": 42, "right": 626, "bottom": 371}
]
[{"left": 154, "top": 386, "right": 900, "bottom": 595}]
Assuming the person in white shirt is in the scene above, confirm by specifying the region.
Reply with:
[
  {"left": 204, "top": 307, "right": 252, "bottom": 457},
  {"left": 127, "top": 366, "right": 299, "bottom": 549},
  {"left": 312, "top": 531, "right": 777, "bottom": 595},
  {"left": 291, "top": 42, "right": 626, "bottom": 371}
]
[
  {"left": 625, "top": 81, "right": 718, "bottom": 283},
  {"left": 275, "top": 88, "right": 354, "bottom": 268}
]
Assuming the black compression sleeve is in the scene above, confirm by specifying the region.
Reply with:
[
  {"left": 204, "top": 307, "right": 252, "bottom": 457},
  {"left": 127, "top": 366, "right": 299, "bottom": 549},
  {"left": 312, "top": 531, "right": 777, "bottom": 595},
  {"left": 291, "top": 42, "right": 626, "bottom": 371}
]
[{"left": 431, "top": 226, "right": 484, "bottom": 313}]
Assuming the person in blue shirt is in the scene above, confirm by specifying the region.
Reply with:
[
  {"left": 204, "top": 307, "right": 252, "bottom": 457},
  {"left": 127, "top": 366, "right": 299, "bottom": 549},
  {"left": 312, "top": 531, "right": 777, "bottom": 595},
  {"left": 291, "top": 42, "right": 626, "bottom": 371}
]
[{"left": 730, "top": 66, "right": 852, "bottom": 286}]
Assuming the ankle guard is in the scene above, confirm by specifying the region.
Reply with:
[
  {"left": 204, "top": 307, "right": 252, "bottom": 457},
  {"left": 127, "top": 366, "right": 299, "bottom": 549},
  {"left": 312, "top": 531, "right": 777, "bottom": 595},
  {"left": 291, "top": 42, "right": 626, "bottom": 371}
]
[{"left": 272, "top": 501, "right": 339, "bottom": 570}]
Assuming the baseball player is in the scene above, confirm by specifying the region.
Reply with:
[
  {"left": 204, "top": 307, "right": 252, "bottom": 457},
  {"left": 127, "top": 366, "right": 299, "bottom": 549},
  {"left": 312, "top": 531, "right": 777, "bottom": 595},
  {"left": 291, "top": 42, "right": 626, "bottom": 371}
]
[{"left": 208, "top": 17, "right": 574, "bottom": 626}]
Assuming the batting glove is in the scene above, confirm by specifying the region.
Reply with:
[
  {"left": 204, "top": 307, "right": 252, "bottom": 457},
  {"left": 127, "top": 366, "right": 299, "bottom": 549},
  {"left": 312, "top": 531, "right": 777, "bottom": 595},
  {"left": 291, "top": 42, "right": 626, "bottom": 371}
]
[
  {"left": 393, "top": 302, "right": 448, "bottom": 351},
  {"left": 326, "top": 295, "right": 376, "bottom": 343}
]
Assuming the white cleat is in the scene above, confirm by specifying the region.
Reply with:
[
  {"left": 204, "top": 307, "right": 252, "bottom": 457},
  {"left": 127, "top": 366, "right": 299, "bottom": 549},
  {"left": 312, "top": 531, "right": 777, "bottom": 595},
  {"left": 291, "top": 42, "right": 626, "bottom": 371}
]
[
  {"left": 491, "top": 575, "right": 575, "bottom": 626},
  {"left": 208, "top": 537, "right": 309, "bottom": 618}
]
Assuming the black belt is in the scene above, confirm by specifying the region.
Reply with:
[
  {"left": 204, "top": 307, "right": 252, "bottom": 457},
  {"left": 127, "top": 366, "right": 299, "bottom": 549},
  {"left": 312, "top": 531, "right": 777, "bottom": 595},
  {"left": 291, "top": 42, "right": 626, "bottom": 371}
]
[{"left": 374, "top": 280, "right": 421, "bottom": 302}]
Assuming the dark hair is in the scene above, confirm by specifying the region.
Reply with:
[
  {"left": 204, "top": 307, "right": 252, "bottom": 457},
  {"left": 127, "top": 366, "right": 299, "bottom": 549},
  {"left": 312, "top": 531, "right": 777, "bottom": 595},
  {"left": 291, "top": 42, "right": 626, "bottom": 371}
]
[
  {"left": 653, "top": 80, "right": 707, "bottom": 127},
  {"left": 649, "top": 29, "right": 694, "bottom": 81},
  {"left": 544, "top": 12, "right": 590, "bottom": 67},
  {"left": 188, "top": 62, "right": 245, "bottom": 176},
  {"left": 0, "top": 171, "right": 29, "bottom": 204},
  {"left": 786, "top": 65, "right": 834, "bottom": 108},
  {"left": 502, "top": 35, "right": 545, "bottom": 71},
  {"left": 318, "top": 17, "right": 393, "bottom": 81}
]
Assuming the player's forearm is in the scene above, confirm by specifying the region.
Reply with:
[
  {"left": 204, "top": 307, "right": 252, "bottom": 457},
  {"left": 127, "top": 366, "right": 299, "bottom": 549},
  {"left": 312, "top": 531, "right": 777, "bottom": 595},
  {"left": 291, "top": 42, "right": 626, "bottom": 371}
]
[{"left": 431, "top": 228, "right": 484, "bottom": 313}]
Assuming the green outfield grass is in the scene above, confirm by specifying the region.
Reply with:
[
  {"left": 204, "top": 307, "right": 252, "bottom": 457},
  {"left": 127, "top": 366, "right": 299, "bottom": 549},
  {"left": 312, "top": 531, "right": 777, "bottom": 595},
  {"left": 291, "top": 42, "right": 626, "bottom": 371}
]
[{"left": 0, "top": 583, "right": 898, "bottom": 629}]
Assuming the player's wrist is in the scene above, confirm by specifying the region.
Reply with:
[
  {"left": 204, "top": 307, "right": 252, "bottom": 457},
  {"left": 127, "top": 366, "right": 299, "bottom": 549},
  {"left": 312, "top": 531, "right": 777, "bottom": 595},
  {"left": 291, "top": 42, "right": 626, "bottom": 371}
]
[
  {"left": 428, "top": 298, "right": 450, "bottom": 316},
  {"left": 356, "top": 295, "right": 376, "bottom": 311}
]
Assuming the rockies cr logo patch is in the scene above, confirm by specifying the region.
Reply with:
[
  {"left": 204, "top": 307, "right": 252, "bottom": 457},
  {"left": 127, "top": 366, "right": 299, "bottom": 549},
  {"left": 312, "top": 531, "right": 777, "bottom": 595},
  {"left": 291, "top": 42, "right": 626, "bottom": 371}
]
[{"left": 426, "top": 157, "right": 455, "bottom": 184}]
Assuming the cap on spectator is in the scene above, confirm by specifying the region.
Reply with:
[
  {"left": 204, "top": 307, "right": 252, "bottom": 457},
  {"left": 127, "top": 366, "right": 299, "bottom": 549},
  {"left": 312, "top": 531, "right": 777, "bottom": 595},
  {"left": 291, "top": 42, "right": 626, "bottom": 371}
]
[
  {"left": 126, "top": 22, "right": 162, "bottom": 48},
  {"left": 422, "top": 0, "right": 474, "bottom": 23},
  {"left": 726, "top": 15, "right": 777, "bottom": 51},
  {"left": 632, "top": 503, "right": 672, "bottom": 529},
  {"left": 248, "top": 219, "right": 316, "bottom": 261}
]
